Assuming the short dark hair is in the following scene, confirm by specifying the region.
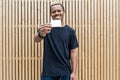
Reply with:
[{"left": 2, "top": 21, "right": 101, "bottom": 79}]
[{"left": 50, "top": 3, "right": 64, "bottom": 13}]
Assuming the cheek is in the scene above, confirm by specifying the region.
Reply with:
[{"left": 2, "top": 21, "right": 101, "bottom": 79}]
[
  {"left": 61, "top": 12, "right": 64, "bottom": 15},
  {"left": 51, "top": 14, "right": 55, "bottom": 17}
]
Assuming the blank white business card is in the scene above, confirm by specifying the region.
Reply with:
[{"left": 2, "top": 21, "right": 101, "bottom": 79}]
[{"left": 51, "top": 20, "right": 61, "bottom": 27}]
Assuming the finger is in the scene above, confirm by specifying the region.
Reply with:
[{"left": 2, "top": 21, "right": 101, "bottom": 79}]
[
  {"left": 70, "top": 77, "right": 72, "bottom": 80},
  {"left": 45, "top": 23, "right": 52, "bottom": 25},
  {"left": 40, "top": 27, "right": 51, "bottom": 32},
  {"left": 44, "top": 24, "right": 52, "bottom": 28},
  {"left": 44, "top": 29, "right": 51, "bottom": 33},
  {"left": 40, "top": 27, "right": 52, "bottom": 32},
  {"left": 44, "top": 27, "right": 52, "bottom": 30},
  {"left": 40, "top": 23, "right": 52, "bottom": 27},
  {"left": 70, "top": 77, "right": 75, "bottom": 80}
]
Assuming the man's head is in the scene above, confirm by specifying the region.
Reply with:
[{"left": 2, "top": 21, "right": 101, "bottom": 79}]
[{"left": 50, "top": 3, "right": 65, "bottom": 20}]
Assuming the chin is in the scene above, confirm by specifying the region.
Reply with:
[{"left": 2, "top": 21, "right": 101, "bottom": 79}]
[
  {"left": 53, "top": 18, "right": 61, "bottom": 20},
  {"left": 52, "top": 17, "right": 61, "bottom": 20}
]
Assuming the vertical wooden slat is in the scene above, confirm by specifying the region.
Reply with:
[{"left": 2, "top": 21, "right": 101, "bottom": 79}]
[
  {"left": 111, "top": 0, "right": 113, "bottom": 79},
  {"left": 40, "top": 0, "right": 43, "bottom": 76},
  {"left": 118, "top": 1, "right": 120, "bottom": 80},
  {"left": 9, "top": 0, "right": 12, "bottom": 80},
  {"left": 69, "top": 0, "right": 72, "bottom": 26},
  {"left": 113, "top": 0, "right": 115, "bottom": 79},
  {"left": 65, "top": 0, "right": 68, "bottom": 24},
  {"left": 115, "top": 0, "right": 118, "bottom": 80},
  {"left": 103, "top": 0, "right": 107, "bottom": 80},
  {"left": 37, "top": 0, "right": 41, "bottom": 79},
  {"left": 116, "top": 0, "right": 119, "bottom": 80},
  {"left": 112, "top": 0, "right": 114, "bottom": 79},
  {"left": 91, "top": 0, "right": 95, "bottom": 80},
  {"left": 88, "top": 1, "right": 91, "bottom": 80},
  {"left": 75, "top": 0, "right": 79, "bottom": 80},
  {"left": 76, "top": 0, "right": 78, "bottom": 78},
  {"left": 79, "top": 0, "right": 82, "bottom": 79},
  {"left": 84, "top": 0, "right": 88, "bottom": 80},
  {"left": 15, "top": 0, "right": 18, "bottom": 80},
  {"left": 100, "top": 0, "right": 104, "bottom": 80},
  {"left": 47, "top": 0, "right": 50, "bottom": 23},
  {"left": 114, "top": 1, "right": 117, "bottom": 80},
  {"left": 44, "top": 0, "right": 46, "bottom": 23},
  {"left": 94, "top": 0, "right": 98, "bottom": 80},
  {"left": 40, "top": 0, "right": 44, "bottom": 75},
  {"left": 113, "top": 0, "right": 116, "bottom": 80},
  {"left": 106, "top": 0, "right": 110, "bottom": 80},
  {"left": 72, "top": 0, "right": 75, "bottom": 29},
  {"left": 32, "top": 1, "right": 38, "bottom": 80},
  {"left": 97, "top": 0, "right": 101, "bottom": 80},
  {"left": 2, "top": 0, "right": 6, "bottom": 80},
  {"left": 25, "top": 0, "right": 28, "bottom": 80},
  {"left": 31, "top": 0, "right": 34, "bottom": 80},
  {"left": 81, "top": 0, "right": 85, "bottom": 79},
  {"left": 6, "top": 0, "right": 9, "bottom": 80},
  {"left": 18, "top": 0, "right": 22, "bottom": 80},
  {"left": 39, "top": 0, "right": 43, "bottom": 76},
  {"left": 62, "top": 0, "right": 65, "bottom": 23},
  {"left": 34, "top": 1, "right": 38, "bottom": 80},
  {"left": 12, "top": 1, "right": 15, "bottom": 80},
  {"left": 21, "top": 0, "right": 25, "bottom": 80},
  {"left": 109, "top": 0, "right": 113, "bottom": 80},
  {"left": 28, "top": 0, "right": 31, "bottom": 80},
  {"left": 11, "top": 1, "right": 14, "bottom": 80},
  {"left": 0, "top": 0, "right": 2, "bottom": 80}
]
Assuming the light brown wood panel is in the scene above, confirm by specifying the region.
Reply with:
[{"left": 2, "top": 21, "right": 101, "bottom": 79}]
[
  {"left": 0, "top": 0, "right": 2, "bottom": 80},
  {"left": 117, "top": 0, "right": 120, "bottom": 80},
  {"left": 0, "top": 0, "right": 119, "bottom": 80}
]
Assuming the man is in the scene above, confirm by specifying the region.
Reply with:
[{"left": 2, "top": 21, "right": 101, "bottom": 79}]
[{"left": 34, "top": 3, "right": 78, "bottom": 80}]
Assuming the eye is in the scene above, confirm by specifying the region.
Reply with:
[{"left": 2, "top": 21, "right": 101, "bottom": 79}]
[
  {"left": 57, "top": 10, "right": 61, "bottom": 12},
  {"left": 51, "top": 10, "right": 62, "bottom": 14},
  {"left": 51, "top": 11, "right": 56, "bottom": 13}
]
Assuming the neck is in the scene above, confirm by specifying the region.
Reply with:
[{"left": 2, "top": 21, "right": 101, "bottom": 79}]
[{"left": 61, "top": 21, "right": 65, "bottom": 27}]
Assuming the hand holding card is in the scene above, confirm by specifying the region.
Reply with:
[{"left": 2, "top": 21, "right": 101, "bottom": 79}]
[{"left": 51, "top": 20, "right": 61, "bottom": 27}]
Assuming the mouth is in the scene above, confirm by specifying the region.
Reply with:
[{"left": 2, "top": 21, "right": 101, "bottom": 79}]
[{"left": 54, "top": 15, "right": 61, "bottom": 19}]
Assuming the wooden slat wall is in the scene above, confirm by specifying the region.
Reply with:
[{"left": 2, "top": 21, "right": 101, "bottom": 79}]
[{"left": 1, "top": 0, "right": 119, "bottom": 80}]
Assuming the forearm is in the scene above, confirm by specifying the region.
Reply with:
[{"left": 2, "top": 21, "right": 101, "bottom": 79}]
[
  {"left": 70, "top": 49, "right": 77, "bottom": 74},
  {"left": 34, "top": 33, "right": 43, "bottom": 42}
]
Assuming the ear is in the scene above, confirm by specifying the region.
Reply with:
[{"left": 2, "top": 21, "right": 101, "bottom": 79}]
[
  {"left": 62, "top": 11, "right": 65, "bottom": 15},
  {"left": 63, "top": 9, "right": 65, "bottom": 12}
]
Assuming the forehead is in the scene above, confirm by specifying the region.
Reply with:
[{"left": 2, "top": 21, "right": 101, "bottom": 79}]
[{"left": 51, "top": 5, "right": 63, "bottom": 11}]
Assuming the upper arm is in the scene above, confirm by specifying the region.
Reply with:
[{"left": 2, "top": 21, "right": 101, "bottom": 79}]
[
  {"left": 70, "top": 48, "right": 78, "bottom": 59},
  {"left": 69, "top": 30, "right": 79, "bottom": 50},
  {"left": 70, "top": 48, "right": 77, "bottom": 54}
]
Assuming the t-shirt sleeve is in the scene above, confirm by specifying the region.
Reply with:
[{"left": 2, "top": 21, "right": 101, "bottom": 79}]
[{"left": 69, "top": 30, "right": 79, "bottom": 50}]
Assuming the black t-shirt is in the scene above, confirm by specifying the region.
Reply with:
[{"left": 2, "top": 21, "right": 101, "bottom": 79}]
[{"left": 42, "top": 25, "right": 78, "bottom": 76}]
